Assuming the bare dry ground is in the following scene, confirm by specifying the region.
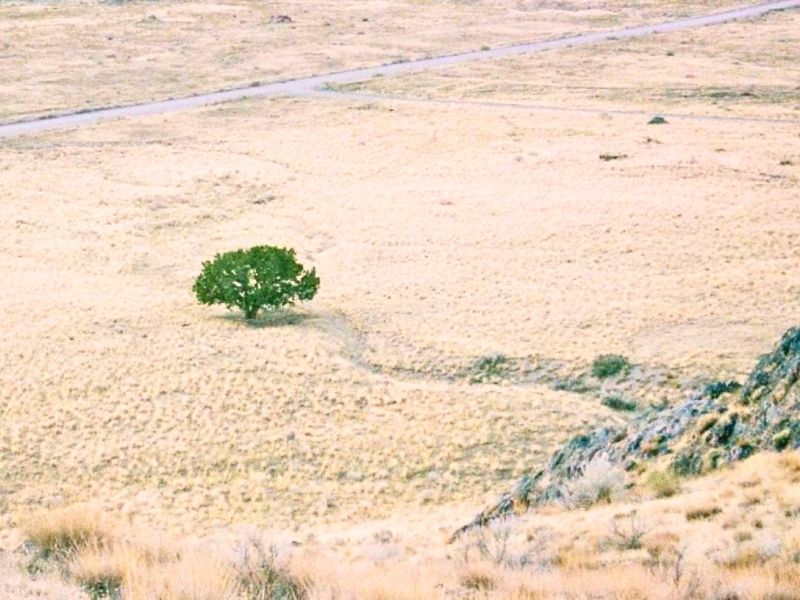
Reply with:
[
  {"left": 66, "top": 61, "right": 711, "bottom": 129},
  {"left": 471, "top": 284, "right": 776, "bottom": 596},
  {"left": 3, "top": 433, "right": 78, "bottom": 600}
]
[
  {"left": 0, "top": 0, "right": 733, "bottom": 121},
  {"left": 1, "top": 1, "right": 800, "bottom": 598},
  {"left": 335, "top": 9, "right": 800, "bottom": 121}
]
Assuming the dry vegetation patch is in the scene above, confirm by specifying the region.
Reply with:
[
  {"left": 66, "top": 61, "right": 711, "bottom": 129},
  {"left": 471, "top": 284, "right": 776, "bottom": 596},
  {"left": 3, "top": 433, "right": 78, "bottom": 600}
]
[
  {"left": 2, "top": 2, "right": 800, "bottom": 597},
  {"left": 336, "top": 10, "right": 800, "bottom": 121},
  {"left": 7, "top": 452, "right": 800, "bottom": 598},
  {"left": 1, "top": 81, "right": 799, "bottom": 533},
  {"left": 0, "top": 0, "right": 737, "bottom": 121}
]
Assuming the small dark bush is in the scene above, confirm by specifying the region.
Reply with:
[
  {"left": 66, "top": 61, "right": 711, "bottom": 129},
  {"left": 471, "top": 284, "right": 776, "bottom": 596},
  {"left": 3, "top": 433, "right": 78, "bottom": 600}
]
[
  {"left": 193, "top": 246, "right": 319, "bottom": 319},
  {"left": 236, "top": 539, "right": 304, "bottom": 600},
  {"left": 601, "top": 395, "right": 637, "bottom": 412},
  {"left": 472, "top": 354, "right": 509, "bottom": 382},
  {"left": 591, "top": 354, "right": 630, "bottom": 379},
  {"left": 685, "top": 505, "right": 722, "bottom": 521},
  {"left": 703, "top": 380, "right": 741, "bottom": 399}
]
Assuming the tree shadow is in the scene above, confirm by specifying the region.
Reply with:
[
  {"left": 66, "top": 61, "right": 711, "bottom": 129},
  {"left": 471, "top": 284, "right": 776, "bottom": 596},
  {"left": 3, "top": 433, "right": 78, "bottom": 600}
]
[{"left": 216, "top": 309, "right": 313, "bottom": 329}]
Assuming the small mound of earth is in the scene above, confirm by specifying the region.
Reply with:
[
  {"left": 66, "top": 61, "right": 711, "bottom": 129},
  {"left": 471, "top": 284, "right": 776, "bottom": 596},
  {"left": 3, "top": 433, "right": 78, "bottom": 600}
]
[{"left": 268, "top": 15, "right": 293, "bottom": 24}]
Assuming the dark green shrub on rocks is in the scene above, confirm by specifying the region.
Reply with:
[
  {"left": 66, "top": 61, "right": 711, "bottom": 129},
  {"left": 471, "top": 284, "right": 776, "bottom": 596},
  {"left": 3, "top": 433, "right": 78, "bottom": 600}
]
[
  {"left": 591, "top": 354, "right": 630, "bottom": 379},
  {"left": 193, "top": 245, "right": 319, "bottom": 319}
]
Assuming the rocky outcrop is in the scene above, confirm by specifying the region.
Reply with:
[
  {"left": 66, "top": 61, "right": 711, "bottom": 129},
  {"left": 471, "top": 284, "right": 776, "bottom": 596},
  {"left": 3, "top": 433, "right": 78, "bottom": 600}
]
[{"left": 451, "top": 327, "right": 800, "bottom": 541}]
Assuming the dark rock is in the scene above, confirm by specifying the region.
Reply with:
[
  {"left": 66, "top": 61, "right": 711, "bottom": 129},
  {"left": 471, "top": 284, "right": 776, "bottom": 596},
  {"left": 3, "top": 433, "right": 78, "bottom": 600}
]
[
  {"left": 269, "top": 15, "right": 293, "bottom": 24},
  {"left": 451, "top": 326, "right": 800, "bottom": 541}
]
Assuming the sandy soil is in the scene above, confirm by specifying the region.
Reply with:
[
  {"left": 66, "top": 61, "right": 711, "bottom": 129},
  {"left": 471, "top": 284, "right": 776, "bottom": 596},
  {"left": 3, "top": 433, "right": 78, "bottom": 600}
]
[
  {"left": 336, "top": 10, "right": 800, "bottom": 121},
  {"left": 0, "top": 0, "right": 734, "bottom": 121}
]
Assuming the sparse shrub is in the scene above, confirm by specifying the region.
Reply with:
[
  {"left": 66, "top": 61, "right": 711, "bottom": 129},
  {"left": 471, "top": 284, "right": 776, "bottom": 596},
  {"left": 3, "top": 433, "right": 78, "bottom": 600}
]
[
  {"left": 773, "top": 428, "right": 792, "bottom": 450},
  {"left": 591, "top": 354, "right": 630, "bottom": 379},
  {"left": 234, "top": 538, "right": 303, "bottom": 600},
  {"left": 460, "top": 518, "right": 551, "bottom": 570},
  {"left": 703, "top": 380, "right": 741, "bottom": 399},
  {"left": 647, "top": 469, "right": 681, "bottom": 498},
  {"left": 565, "top": 456, "right": 624, "bottom": 508},
  {"left": 472, "top": 354, "right": 509, "bottom": 383},
  {"left": 697, "top": 414, "right": 719, "bottom": 435},
  {"left": 23, "top": 505, "right": 109, "bottom": 561},
  {"left": 608, "top": 512, "right": 648, "bottom": 550},
  {"left": 461, "top": 569, "right": 495, "bottom": 591},
  {"left": 601, "top": 395, "right": 637, "bottom": 412},
  {"left": 686, "top": 505, "right": 722, "bottom": 521},
  {"left": 193, "top": 246, "right": 319, "bottom": 319},
  {"left": 552, "top": 377, "right": 592, "bottom": 393},
  {"left": 72, "top": 549, "right": 124, "bottom": 600}
]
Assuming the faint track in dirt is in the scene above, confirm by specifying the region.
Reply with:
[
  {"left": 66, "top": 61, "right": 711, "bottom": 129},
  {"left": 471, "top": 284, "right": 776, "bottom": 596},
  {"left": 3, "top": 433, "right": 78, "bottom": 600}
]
[
  {"left": 1, "top": 0, "right": 799, "bottom": 139},
  {"left": 311, "top": 90, "right": 800, "bottom": 125}
]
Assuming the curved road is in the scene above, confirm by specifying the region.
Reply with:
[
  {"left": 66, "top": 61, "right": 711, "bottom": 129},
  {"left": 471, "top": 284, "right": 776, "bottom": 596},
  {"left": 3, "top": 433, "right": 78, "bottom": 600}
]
[{"left": 1, "top": 0, "right": 799, "bottom": 139}]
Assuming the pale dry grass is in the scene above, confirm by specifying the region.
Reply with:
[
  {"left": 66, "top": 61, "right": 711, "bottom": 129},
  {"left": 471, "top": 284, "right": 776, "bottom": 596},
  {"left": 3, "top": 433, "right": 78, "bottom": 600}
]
[
  {"left": 19, "top": 507, "right": 242, "bottom": 599},
  {"left": 0, "top": 0, "right": 735, "bottom": 121},
  {"left": 1, "top": 77, "right": 798, "bottom": 531},
  {"left": 10, "top": 452, "right": 800, "bottom": 599},
  {"left": 339, "top": 10, "right": 800, "bottom": 121},
  {"left": 1, "top": 3, "right": 799, "bottom": 595}
]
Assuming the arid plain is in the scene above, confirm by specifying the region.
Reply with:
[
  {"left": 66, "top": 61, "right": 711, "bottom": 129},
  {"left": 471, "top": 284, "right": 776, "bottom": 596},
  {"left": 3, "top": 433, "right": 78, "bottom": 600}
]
[{"left": 1, "top": 0, "right": 800, "bottom": 598}]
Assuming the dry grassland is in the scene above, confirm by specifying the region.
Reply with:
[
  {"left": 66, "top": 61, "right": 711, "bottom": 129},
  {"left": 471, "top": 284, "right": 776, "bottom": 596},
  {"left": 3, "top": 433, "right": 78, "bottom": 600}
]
[
  {"left": 1, "top": 0, "right": 733, "bottom": 121},
  {"left": 8, "top": 451, "right": 800, "bottom": 598},
  {"left": 2, "top": 85, "right": 798, "bottom": 533},
  {"left": 1, "top": 1, "right": 800, "bottom": 598},
  {"left": 336, "top": 10, "right": 800, "bottom": 121}
]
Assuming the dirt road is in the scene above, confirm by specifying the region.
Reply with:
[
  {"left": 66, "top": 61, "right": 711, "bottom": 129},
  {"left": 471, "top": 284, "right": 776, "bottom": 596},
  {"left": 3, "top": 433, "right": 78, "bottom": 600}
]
[{"left": 1, "top": 0, "right": 798, "bottom": 139}]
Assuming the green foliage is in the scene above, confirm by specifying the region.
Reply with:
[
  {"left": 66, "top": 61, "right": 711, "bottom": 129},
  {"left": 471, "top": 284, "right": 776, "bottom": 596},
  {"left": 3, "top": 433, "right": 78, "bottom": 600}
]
[
  {"left": 193, "top": 246, "right": 319, "bottom": 319},
  {"left": 601, "top": 395, "right": 637, "bottom": 412},
  {"left": 591, "top": 354, "right": 630, "bottom": 379}
]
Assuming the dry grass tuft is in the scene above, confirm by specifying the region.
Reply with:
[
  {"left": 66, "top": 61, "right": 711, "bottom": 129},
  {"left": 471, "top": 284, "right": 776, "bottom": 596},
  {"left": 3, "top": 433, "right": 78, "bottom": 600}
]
[
  {"left": 685, "top": 505, "right": 723, "bottom": 521},
  {"left": 646, "top": 469, "right": 681, "bottom": 498},
  {"left": 23, "top": 505, "right": 110, "bottom": 559}
]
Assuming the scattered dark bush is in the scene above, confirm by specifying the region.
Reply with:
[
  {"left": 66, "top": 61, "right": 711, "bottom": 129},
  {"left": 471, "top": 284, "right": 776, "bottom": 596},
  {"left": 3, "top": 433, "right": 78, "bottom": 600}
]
[
  {"left": 685, "top": 505, "right": 722, "bottom": 521},
  {"left": 703, "top": 380, "right": 741, "bottom": 399},
  {"left": 193, "top": 246, "right": 319, "bottom": 319},
  {"left": 472, "top": 354, "right": 509, "bottom": 382},
  {"left": 591, "top": 354, "right": 630, "bottom": 379},
  {"left": 236, "top": 539, "right": 304, "bottom": 600},
  {"left": 601, "top": 395, "right": 637, "bottom": 412}
]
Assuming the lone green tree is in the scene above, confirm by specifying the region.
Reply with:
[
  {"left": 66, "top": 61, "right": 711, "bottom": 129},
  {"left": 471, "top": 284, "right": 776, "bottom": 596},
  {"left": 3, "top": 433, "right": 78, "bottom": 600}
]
[{"left": 193, "top": 246, "right": 319, "bottom": 319}]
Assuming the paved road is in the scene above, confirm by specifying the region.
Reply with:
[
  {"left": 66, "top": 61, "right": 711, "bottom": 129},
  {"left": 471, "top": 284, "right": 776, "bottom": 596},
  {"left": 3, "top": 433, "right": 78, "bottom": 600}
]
[{"left": 1, "top": 0, "right": 799, "bottom": 139}]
